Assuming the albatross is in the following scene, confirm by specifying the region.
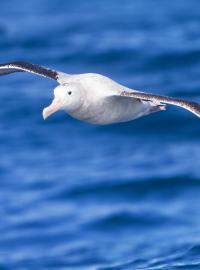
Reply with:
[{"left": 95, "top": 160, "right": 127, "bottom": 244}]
[{"left": 0, "top": 61, "right": 199, "bottom": 125}]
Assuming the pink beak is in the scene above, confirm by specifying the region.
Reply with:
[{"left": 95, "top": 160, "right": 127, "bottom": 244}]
[{"left": 42, "top": 98, "right": 63, "bottom": 120}]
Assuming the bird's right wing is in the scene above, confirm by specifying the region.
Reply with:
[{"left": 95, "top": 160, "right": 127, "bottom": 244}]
[
  {"left": 0, "top": 61, "right": 62, "bottom": 81},
  {"left": 120, "top": 90, "right": 200, "bottom": 118}
]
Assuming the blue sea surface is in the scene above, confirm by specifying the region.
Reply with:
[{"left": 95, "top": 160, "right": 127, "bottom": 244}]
[{"left": 0, "top": 1, "right": 200, "bottom": 269}]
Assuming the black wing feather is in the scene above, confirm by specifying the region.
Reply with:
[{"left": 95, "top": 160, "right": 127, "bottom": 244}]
[{"left": 0, "top": 61, "right": 59, "bottom": 80}]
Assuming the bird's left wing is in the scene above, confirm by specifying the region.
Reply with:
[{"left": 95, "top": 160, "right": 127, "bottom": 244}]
[
  {"left": 0, "top": 61, "right": 61, "bottom": 81},
  {"left": 120, "top": 90, "right": 200, "bottom": 118}
]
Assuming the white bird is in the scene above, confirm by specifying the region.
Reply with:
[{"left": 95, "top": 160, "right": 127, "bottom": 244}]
[{"left": 0, "top": 61, "right": 199, "bottom": 125}]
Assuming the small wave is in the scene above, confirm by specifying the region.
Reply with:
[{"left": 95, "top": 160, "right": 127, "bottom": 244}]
[
  {"left": 86, "top": 210, "right": 171, "bottom": 232},
  {"left": 145, "top": 49, "right": 200, "bottom": 72},
  {"left": 67, "top": 176, "right": 200, "bottom": 200}
]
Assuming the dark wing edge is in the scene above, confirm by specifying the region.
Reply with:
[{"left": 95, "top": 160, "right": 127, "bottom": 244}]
[
  {"left": 121, "top": 90, "right": 200, "bottom": 118},
  {"left": 0, "top": 61, "right": 59, "bottom": 80}
]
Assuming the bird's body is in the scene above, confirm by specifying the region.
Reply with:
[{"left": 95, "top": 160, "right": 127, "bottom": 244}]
[
  {"left": 59, "top": 73, "right": 163, "bottom": 124},
  {"left": 0, "top": 61, "right": 199, "bottom": 125}
]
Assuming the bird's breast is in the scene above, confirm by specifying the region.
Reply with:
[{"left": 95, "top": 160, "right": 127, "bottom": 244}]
[{"left": 67, "top": 95, "right": 152, "bottom": 125}]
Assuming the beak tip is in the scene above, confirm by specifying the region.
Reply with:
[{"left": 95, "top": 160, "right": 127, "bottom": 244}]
[{"left": 42, "top": 108, "right": 48, "bottom": 120}]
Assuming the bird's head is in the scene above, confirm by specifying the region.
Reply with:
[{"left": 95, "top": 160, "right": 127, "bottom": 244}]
[{"left": 42, "top": 83, "right": 83, "bottom": 119}]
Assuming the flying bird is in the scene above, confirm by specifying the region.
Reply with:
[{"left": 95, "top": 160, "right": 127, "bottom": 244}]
[{"left": 0, "top": 61, "right": 199, "bottom": 125}]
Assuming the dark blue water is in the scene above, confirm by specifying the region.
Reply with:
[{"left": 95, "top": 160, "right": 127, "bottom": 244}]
[{"left": 0, "top": 1, "right": 200, "bottom": 269}]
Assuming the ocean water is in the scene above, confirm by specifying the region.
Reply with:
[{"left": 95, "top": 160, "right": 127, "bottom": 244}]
[{"left": 0, "top": 1, "right": 200, "bottom": 269}]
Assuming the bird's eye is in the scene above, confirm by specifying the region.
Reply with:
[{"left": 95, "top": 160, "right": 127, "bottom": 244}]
[{"left": 68, "top": 91, "right": 72, "bottom": 95}]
